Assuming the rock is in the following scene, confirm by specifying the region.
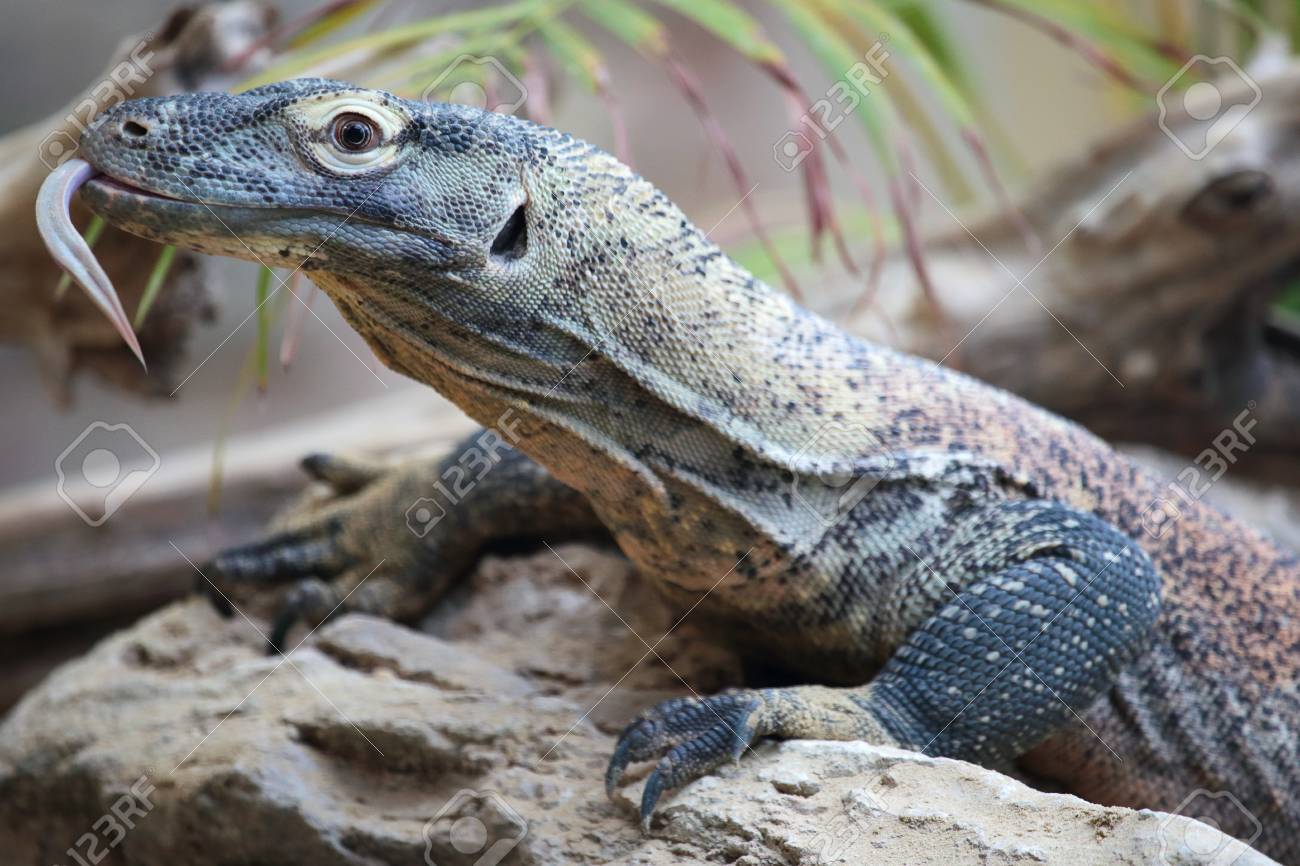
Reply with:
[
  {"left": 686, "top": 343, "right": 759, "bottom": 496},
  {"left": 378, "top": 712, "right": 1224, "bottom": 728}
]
[{"left": 0, "top": 544, "right": 1277, "bottom": 865}]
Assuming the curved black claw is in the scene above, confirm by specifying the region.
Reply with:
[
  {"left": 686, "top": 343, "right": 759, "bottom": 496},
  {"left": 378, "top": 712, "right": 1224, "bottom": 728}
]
[
  {"left": 605, "top": 691, "right": 765, "bottom": 830},
  {"left": 209, "top": 529, "right": 342, "bottom": 585},
  {"left": 267, "top": 606, "right": 295, "bottom": 655},
  {"left": 265, "top": 577, "right": 342, "bottom": 655},
  {"left": 193, "top": 570, "right": 234, "bottom": 618}
]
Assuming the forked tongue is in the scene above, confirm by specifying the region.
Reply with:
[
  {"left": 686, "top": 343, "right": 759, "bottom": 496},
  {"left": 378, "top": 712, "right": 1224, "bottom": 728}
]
[{"left": 36, "top": 159, "right": 146, "bottom": 368}]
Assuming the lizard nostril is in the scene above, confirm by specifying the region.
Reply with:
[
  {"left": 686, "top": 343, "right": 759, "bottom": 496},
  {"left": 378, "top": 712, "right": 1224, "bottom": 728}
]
[{"left": 121, "top": 119, "right": 150, "bottom": 138}]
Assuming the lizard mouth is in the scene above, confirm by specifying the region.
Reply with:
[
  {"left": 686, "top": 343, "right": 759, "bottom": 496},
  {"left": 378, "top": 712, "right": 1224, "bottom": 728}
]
[
  {"left": 78, "top": 167, "right": 454, "bottom": 248},
  {"left": 51, "top": 158, "right": 466, "bottom": 369},
  {"left": 80, "top": 171, "right": 264, "bottom": 228},
  {"left": 78, "top": 162, "right": 467, "bottom": 272},
  {"left": 77, "top": 165, "right": 366, "bottom": 255},
  {"left": 85, "top": 174, "right": 193, "bottom": 204},
  {"left": 38, "top": 159, "right": 321, "bottom": 370}
]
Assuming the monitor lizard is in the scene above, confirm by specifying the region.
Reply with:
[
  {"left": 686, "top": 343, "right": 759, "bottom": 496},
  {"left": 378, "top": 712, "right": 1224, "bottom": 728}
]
[{"left": 49, "top": 79, "right": 1297, "bottom": 861}]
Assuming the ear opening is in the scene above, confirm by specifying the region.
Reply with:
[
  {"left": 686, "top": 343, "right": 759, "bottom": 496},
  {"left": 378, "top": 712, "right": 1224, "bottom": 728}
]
[{"left": 490, "top": 203, "right": 528, "bottom": 262}]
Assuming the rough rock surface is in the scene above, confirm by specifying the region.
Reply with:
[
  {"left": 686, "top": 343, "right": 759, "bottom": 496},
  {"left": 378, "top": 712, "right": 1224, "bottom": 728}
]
[{"left": 0, "top": 544, "right": 1277, "bottom": 865}]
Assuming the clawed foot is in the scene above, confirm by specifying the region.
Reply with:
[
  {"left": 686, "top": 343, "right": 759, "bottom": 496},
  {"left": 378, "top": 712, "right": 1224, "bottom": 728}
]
[
  {"left": 199, "top": 452, "right": 421, "bottom": 654},
  {"left": 197, "top": 435, "right": 595, "bottom": 655},
  {"left": 606, "top": 690, "right": 770, "bottom": 829}
]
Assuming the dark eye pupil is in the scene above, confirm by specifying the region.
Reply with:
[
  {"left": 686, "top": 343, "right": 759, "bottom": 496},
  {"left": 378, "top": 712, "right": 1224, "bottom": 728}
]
[{"left": 338, "top": 119, "right": 372, "bottom": 150}]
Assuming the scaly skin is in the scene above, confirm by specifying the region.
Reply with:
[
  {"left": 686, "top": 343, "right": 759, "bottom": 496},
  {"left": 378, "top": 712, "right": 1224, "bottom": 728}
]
[{"left": 72, "top": 80, "right": 1296, "bottom": 860}]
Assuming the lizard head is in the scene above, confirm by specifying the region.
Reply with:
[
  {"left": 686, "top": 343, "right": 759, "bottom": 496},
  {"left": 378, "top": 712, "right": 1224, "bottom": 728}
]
[
  {"left": 79, "top": 79, "right": 534, "bottom": 294},
  {"left": 75, "top": 78, "right": 660, "bottom": 389}
]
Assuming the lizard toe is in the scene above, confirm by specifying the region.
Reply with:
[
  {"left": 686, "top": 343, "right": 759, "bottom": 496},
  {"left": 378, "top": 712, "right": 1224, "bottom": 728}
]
[
  {"left": 266, "top": 575, "right": 345, "bottom": 654},
  {"left": 609, "top": 691, "right": 763, "bottom": 829},
  {"left": 606, "top": 697, "right": 722, "bottom": 793},
  {"left": 201, "top": 516, "right": 352, "bottom": 621}
]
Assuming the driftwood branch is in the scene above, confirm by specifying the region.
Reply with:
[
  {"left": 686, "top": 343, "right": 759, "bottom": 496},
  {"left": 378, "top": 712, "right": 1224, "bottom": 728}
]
[
  {"left": 828, "top": 60, "right": 1300, "bottom": 484},
  {"left": 0, "top": 1, "right": 276, "bottom": 402}
]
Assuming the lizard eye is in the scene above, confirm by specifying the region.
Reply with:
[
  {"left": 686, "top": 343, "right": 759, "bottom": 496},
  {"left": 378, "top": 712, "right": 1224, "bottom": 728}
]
[
  {"left": 299, "top": 99, "right": 405, "bottom": 176},
  {"left": 331, "top": 113, "right": 380, "bottom": 153}
]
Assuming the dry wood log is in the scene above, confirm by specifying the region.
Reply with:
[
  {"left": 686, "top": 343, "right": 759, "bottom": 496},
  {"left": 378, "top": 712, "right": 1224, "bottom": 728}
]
[
  {"left": 0, "top": 2, "right": 276, "bottom": 402},
  {"left": 820, "top": 61, "right": 1300, "bottom": 483}
]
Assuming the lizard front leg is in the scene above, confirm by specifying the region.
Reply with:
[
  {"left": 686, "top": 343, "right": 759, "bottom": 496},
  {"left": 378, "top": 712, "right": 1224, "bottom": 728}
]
[
  {"left": 202, "top": 430, "right": 603, "bottom": 652},
  {"left": 608, "top": 500, "right": 1162, "bottom": 827}
]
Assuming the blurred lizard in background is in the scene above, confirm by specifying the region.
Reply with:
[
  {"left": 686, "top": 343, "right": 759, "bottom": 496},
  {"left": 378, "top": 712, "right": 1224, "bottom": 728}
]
[{"left": 46, "top": 79, "right": 1298, "bottom": 861}]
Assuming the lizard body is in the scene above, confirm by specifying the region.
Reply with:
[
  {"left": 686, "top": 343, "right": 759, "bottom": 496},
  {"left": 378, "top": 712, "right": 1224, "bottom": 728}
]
[{"left": 68, "top": 80, "right": 1297, "bottom": 860}]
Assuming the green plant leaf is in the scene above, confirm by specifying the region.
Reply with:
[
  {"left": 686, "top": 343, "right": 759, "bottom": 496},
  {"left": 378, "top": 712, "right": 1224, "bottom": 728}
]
[
  {"left": 375, "top": 0, "right": 581, "bottom": 97},
  {"left": 133, "top": 244, "right": 177, "bottom": 328},
  {"left": 824, "top": 0, "right": 973, "bottom": 199},
  {"left": 769, "top": 0, "right": 900, "bottom": 170},
  {"left": 537, "top": 17, "right": 604, "bottom": 90},
  {"left": 647, "top": 0, "right": 784, "bottom": 64},
  {"left": 287, "top": 0, "right": 384, "bottom": 49},
  {"left": 255, "top": 266, "right": 273, "bottom": 393},
  {"left": 581, "top": 0, "right": 669, "bottom": 55},
  {"left": 971, "top": 0, "right": 1174, "bottom": 89},
  {"left": 841, "top": 1, "right": 978, "bottom": 136},
  {"left": 889, "top": 2, "right": 962, "bottom": 79},
  {"left": 239, "top": 1, "right": 539, "bottom": 90}
]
